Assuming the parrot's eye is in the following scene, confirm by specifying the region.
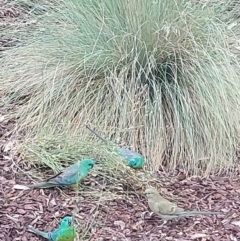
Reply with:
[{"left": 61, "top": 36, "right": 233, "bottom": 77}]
[
  {"left": 88, "top": 163, "right": 94, "bottom": 168},
  {"left": 129, "top": 159, "right": 136, "bottom": 166},
  {"left": 148, "top": 193, "right": 154, "bottom": 198},
  {"left": 145, "top": 189, "right": 156, "bottom": 197}
]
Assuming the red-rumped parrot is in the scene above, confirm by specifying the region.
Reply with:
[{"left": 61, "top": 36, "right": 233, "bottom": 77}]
[
  {"left": 145, "top": 188, "right": 220, "bottom": 223},
  {"left": 86, "top": 125, "right": 144, "bottom": 169},
  {"left": 26, "top": 215, "right": 76, "bottom": 241}
]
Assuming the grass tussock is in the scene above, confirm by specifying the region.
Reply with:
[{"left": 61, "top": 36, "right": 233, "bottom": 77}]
[
  {"left": 20, "top": 134, "right": 155, "bottom": 194},
  {"left": 1, "top": 0, "right": 240, "bottom": 175}
]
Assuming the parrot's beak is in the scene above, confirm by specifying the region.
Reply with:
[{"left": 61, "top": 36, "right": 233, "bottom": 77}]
[{"left": 68, "top": 217, "right": 73, "bottom": 225}]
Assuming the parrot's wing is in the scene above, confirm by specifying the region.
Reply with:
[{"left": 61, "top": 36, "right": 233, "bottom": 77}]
[
  {"left": 45, "top": 171, "right": 64, "bottom": 182},
  {"left": 119, "top": 148, "right": 135, "bottom": 157},
  {"left": 49, "top": 228, "right": 60, "bottom": 241},
  {"left": 47, "top": 163, "right": 81, "bottom": 186},
  {"left": 155, "top": 199, "right": 178, "bottom": 215},
  {"left": 175, "top": 206, "right": 185, "bottom": 213},
  {"left": 118, "top": 148, "right": 143, "bottom": 159}
]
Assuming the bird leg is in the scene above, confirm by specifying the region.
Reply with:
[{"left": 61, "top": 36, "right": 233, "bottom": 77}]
[{"left": 73, "top": 184, "right": 80, "bottom": 214}]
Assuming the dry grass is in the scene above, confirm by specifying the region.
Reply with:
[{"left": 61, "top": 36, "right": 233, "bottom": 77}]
[
  {"left": 1, "top": 0, "right": 240, "bottom": 177},
  {"left": 20, "top": 134, "right": 156, "bottom": 192}
]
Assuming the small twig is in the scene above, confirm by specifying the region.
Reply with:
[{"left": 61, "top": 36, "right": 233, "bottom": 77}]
[{"left": 195, "top": 191, "right": 215, "bottom": 207}]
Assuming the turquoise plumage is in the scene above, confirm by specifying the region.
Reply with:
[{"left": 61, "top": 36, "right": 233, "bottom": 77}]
[
  {"left": 26, "top": 215, "right": 76, "bottom": 241},
  {"left": 86, "top": 125, "right": 144, "bottom": 168},
  {"left": 26, "top": 158, "right": 95, "bottom": 189}
]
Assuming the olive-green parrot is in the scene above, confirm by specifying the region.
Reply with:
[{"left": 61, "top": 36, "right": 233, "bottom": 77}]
[
  {"left": 26, "top": 215, "right": 76, "bottom": 241},
  {"left": 86, "top": 125, "right": 144, "bottom": 169},
  {"left": 145, "top": 188, "right": 220, "bottom": 223}
]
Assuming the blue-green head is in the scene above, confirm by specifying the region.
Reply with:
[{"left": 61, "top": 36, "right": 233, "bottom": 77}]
[
  {"left": 128, "top": 157, "right": 144, "bottom": 169},
  {"left": 59, "top": 215, "right": 74, "bottom": 229},
  {"left": 118, "top": 148, "right": 145, "bottom": 169},
  {"left": 49, "top": 215, "right": 76, "bottom": 241},
  {"left": 78, "top": 158, "right": 95, "bottom": 171}
]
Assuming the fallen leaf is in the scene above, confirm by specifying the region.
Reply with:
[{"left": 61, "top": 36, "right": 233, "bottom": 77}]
[
  {"left": 3, "top": 155, "right": 12, "bottom": 160},
  {"left": 50, "top": 198, "right": 57, "bottom": 206},
  {"left": 232, "top": 221, "right": 240, "bottom": 227},
  {"left": 17, "top": 209, "right": 26, "bottom": 214},
  {"left": 3, "top": 141, "right": 14, "bottom": 152},
  {"left": 230, "top": 234, "right": 238, "bottom": 241},
  {"left": 3, "top": 166, "right": 10, "bottom": 172},
  {"left": 114, "top": 220, "right": 125, "bottom": 230},
  {"left": 0, "top": 115, "right": 5, "bottom": 122},
  {"left": 190, "top": 233, "right": 208, "bottom": 239},
  {"left": 24, "top": 204, "right": 35, "bottom": 210}
]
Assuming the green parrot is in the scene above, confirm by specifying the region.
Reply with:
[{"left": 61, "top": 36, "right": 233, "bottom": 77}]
[
  {"left": 26, "top": 215, "right": 76, "bottom": 241},
  {"left": 27, "top": 158, "right": 94, "bottom": 189},
  {"left": 86, "top": 125, "right": 145, "bottom": 169}
]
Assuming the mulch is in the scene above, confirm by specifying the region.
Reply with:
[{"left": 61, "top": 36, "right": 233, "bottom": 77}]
[
  {"left": 1, "top": 115, "right": 240, "bottom": 241},
  {"left": 0, "top": 0, "right": 26, "bottom": 52}
]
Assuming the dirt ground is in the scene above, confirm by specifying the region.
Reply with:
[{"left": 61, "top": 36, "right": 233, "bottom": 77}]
[{"left": 1, "top": 1, "right": 240, "bottom": 241}]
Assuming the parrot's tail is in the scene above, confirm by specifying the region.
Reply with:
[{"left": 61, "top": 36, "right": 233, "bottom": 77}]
[
  {"left": 86, "top": 125, "right": 108, "bottom": 143},
  {"left": 26, "top": 226, "right": 50, "bottom": 239},
  {"left": 27, "top": 181, "right": 60, "bottom": 189},
  {"left": 178, "top": 210, "right": 220, "bottom": 217}
]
